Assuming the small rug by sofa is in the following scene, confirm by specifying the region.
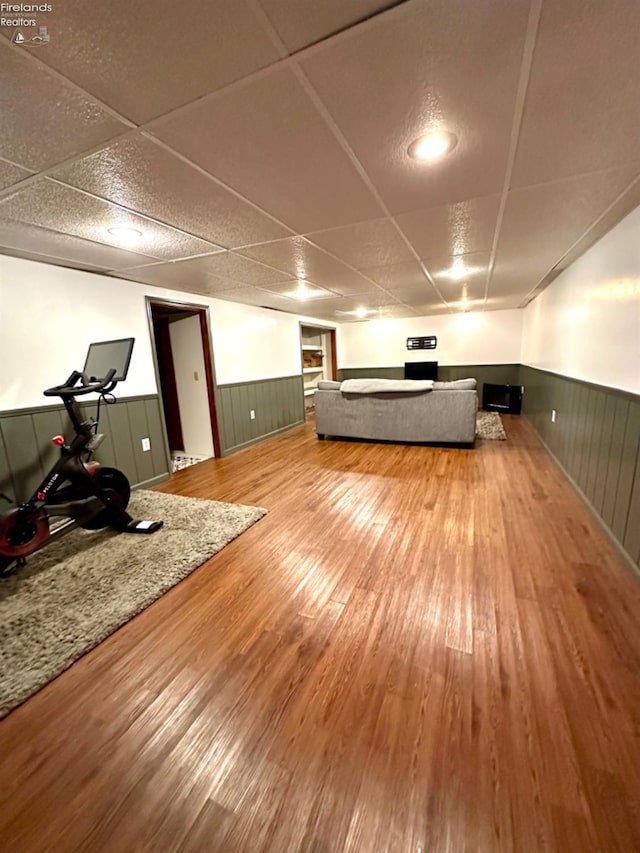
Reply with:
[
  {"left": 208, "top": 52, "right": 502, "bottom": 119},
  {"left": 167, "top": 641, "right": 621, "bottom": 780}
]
[
  {"left": 0, "top": 490, "right": 266, "bottom": 719},
  {"left": 476, "top": 411, "right": 507, "bottom": 440}
]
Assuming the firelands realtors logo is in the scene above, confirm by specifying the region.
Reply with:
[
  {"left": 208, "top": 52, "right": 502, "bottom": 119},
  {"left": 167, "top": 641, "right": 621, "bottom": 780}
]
[{"left": 1, "top": 3, "right": 52, "bottom": 45}]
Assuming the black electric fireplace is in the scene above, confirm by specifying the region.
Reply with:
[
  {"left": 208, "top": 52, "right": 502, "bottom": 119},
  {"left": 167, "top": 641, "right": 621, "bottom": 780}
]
[
  {"left": 405, "top": 360, "right": 438, "bottom": 380},
  {"left": 482, "top": 383, "right": 522, "bottom": 414}
]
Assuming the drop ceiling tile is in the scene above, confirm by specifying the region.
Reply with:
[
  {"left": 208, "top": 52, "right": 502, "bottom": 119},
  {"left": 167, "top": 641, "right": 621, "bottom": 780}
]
[
  {"left": 425, "top": 251, "right": 491, "bottom": 288},
  {"left": 32, "top": 0, "right": 281, "bottom": 123},
  {"left": 395, "top": 195, "right": 501, "bottom": 260},
  {"left": 0, "top": 218, "right": 158, "bottom": 270},
  {"left": 300, "top": 0, "right": 530, "bottom": 213},
  {"left": 0, "top": 180, "right": 221, "bottom": 261},
  {"left": 0, "top": 42, "right": 130, "bottom": 171},
  {"left": 411, "top": 302, "right": 454, "bottom": 317},
  {"left": 359, "top": 260, "right": 428, "bottom": 290},
  {"left": 313, "top": 291, "right": 400, "bottom": 313},
  {"left": 176, "top": 251, "right": 291, "bottom": 286},
  {"left": 212, "top": 286, "right": 295, "bottom": 309},
  {"left": 374, "top": 304, "right": 420, "bottom": 319},
  {"left": 512, "top": 0, "right": 640, "bottom": 187},
  {"left": 259, "top": 280, "right": 336, "bottom": 299},
  {"left": 489, "top": 166, "right": 639, "bottom": 301},
  {"left": 113, "top": 260, "right": 240, "bottom": 293},
  {"left": 258, "top": 0, "right": 402, "bottom": 53},
  {"left": 386, "top": 284, "right": 443, "bottom": 306},
  {"left": 0, "top": 159, "right": 32, "bottom": 191},
  {"left": 306, "top": 217, "right": 413, "bottom": 268},
  {"left": 238, "top": 236, "right": 374, "bottom": 294},
  {"left": 433, "top": 278, "right": 487, "bottom": 306},
  {"left": 0, "top": 246, "right": 106, "bottom": 275},
  {"left": 52, "top": 135, "right": 292, "bottom": 248},
  {"left": 152, "top": 67, "right": 383, "bottom": 233}
]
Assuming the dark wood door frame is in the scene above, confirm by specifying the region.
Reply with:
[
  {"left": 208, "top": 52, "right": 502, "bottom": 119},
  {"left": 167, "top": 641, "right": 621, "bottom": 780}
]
[
  {"left": 299, "top": 323, "right": 337, "bottom": 381},
  {"left": 146, "top": 297, "right": 222, "bottom": 459}
]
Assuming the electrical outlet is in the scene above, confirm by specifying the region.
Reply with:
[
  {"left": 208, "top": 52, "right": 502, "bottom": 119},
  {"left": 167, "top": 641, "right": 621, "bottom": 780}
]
[
  {"left": 551, "top": 410, "right": 556, "bottom": 423},
  {"left": 142, "top": 437, "right": 151, "bottom": 451},
  {"left": 193, "top": 371, "right": 199, "bottom": 381},
  {"left": 250, "top": 410, "right": 255, "bottom": 420}
]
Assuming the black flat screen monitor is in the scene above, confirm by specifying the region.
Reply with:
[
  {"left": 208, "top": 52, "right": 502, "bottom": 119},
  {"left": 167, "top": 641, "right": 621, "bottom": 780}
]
[
  {"left": 83, "top": 338, "right": 135, "bottom": 382},
  {"left": 405, "top": 360, "right": 438, "bottom": 381}
]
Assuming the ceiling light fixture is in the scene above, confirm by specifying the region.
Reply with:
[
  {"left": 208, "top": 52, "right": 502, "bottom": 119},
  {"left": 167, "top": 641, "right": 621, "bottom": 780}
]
[
  {"left": 408, "top": 130, "right": 457, "bottom": 161},
  {"left": 285, "top": 280, "right": 325, "bottom": 300},
  {"left": 107, "top": 226, "right": 143, "bottom": 245},
  {"left": 442, "top": 258, "right": 477, "bottom": 281}
]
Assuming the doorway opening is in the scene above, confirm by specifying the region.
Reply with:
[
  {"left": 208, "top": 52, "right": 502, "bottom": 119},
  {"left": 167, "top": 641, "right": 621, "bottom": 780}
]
[
  {"left": 300, "top": 323, "right": 337, "bottom": 416},
  {"left": 147, "top": 298, "right": 221, "bottom": 473}
]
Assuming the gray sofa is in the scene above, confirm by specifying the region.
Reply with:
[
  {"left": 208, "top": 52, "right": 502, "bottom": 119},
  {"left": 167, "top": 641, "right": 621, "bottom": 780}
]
[{"left": 314, "top": 378, "right": 478, "bottom": 445}]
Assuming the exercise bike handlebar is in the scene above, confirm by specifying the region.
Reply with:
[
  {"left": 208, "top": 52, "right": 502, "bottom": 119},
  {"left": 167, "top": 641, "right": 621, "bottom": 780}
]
[{"left": 43, "top": 368, "right": 118, "bottom": 398}]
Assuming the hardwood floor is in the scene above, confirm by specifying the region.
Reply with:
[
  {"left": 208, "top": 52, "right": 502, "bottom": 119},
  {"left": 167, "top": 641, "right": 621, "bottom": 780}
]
[{"left": 1, "top": 415, "right": 639, "bottom": 852}]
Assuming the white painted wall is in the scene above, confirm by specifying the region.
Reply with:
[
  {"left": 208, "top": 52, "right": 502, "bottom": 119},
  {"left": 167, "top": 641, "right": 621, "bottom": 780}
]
[
  {"left": 339, "top": 309, "right": 523, "bottom": 369},
  {"left": 0, "top": 254, "right": 335, "bottom": 411},
  {"left": 169, "top": 315, "right": 214, "bottom": 457},
  {"left": 521, "top": 206, "right": 640, "bottom": 394}
]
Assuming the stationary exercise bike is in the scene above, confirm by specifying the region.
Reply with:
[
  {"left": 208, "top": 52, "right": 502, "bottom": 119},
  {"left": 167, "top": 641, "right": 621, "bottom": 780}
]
[{"left": 0, "top": 338, "right": 163, "bottom": 578}]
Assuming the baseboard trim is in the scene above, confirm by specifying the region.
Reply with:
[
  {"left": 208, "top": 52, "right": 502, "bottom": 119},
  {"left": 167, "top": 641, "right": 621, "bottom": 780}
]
[
  {"left": 522, "top": 413, "right": 639, "bottom": 578},
  {"left": 221, "top": 420, "right": 305, "bottom": 456},
  {"left": 134, "top": 473, "right": 172, "bottom": 490}
]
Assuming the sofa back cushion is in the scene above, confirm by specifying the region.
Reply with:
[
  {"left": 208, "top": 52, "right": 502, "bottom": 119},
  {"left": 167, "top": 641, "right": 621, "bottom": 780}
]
[{"left": 433, "top": 378, "right": 477, "bottom": 390}]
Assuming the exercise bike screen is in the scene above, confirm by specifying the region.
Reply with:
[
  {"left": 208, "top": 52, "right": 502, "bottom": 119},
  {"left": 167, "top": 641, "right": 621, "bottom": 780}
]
[{"left": 83, "top": 338, "right": 135, "bottom": 382}]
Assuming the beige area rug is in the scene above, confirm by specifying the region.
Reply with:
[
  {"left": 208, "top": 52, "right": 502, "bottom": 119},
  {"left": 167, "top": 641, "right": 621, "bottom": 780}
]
[
  {"left": 0, "top": 491, "right": 266, "bottom": 719},
  {"left": 476, "top": 411, "right": 507, "bottom": 440}
]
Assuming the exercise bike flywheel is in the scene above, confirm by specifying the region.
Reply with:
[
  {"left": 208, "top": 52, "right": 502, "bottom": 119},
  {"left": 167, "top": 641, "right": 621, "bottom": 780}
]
[{"left": 0, "top": 507, "right": 50, "bottom": 559}]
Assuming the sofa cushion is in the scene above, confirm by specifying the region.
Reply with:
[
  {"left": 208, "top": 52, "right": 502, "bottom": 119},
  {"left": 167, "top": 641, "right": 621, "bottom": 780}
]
[
  {"left": 317, "top": 380, "right": 341, "bottom": 390},
  {"left": 433, "top": 378, "right": 477, "bottom": 390}
]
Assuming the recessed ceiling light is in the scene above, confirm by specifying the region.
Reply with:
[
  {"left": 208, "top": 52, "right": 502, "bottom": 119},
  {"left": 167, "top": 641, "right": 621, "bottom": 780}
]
[
  {"left": 107, "top": 226, "right": 143, "bottom": 244},
  {"left": 441, "top": 258, "right": 478, "bottom": 281},
  {"left": 284, "top": 281, "right": 325, "bottom": 300},
  {"left": 408, "top": 131, "right": 457, "bottom": 161}
]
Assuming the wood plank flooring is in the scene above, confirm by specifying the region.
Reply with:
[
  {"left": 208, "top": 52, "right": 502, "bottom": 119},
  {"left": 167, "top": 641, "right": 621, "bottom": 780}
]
[{"left": 1, "top": 415, "right": 640, "bottom": 852}]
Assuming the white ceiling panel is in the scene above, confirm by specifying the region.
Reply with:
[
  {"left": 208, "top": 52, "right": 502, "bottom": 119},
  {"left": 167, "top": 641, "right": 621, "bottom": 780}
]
[
  {"left": 31, "top": 0, "right": 280, "bottom": 123},
  {"left": 257, "top": 0, "right": 402, "bottom": 53},
  {"left": 51, "top": 135, "right": 291, "bottom": 249},
  {"left": 0, "top": 41, "right": 130, "bottom": 171},
  {"left": 238, "top": 236, "right": 376, "bottom": 294},
  {"left": 258, "top": 280, "right": 335, "bottom": 298},
  {"left": 0, "top": 180, "right": 221, "bottom": 261},
  {"left": 212, "top": 286, "right": 309, "bottom": 311},
  {"left": 396, "top": 195, "right": 501, "bottom": 260},
  {"left": 359, "top": 260, "right": 429, "bottom": 290},
  {"left": 114, "top": 260, "right": 249, "bottom": 293},
  {"left": 0, "top": 219, "right": 159, "bottom": 271},
  {"left": 169, "top": 251, "right": 291, "bottom": 287},
  {"left": 387, "top": 284, "right": 443, "bottom": 306},
  {"left": 300, "top": 0, "right": 530, "bottom": 213},
  {"left": 0, "top": 159, "right": 32, "bottom": 191},
  {"left": 512, "top": 0, "right": 640, "bottom": 187},
  {"left": 425, "top": 251, "right": 491, "bottom": 289},
  {"left": 151, "top": 67, "right": 384, "bottom": 233},
  {"left": 489, "top": 165, "right": 640, "bottom": 303},
  {"left": 306, "top": 217, "right": 413, "bottom": 268}
]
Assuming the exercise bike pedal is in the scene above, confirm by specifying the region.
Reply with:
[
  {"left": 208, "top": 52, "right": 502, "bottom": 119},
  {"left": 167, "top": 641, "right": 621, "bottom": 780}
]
[{"left": 124, "top": 519, "right": 164, "bottom": 534}]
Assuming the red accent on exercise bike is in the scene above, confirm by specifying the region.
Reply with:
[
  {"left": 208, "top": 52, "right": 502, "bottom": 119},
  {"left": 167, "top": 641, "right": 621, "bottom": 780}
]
[
  {"left": 52, "top": 435, "right": 65, "bottom": 446},
  {"left": 0, "top": 507, "right": 50, "bottom": 558},
  {"left": 37, "top": 491, "right": 46, "bottom": 501}
]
